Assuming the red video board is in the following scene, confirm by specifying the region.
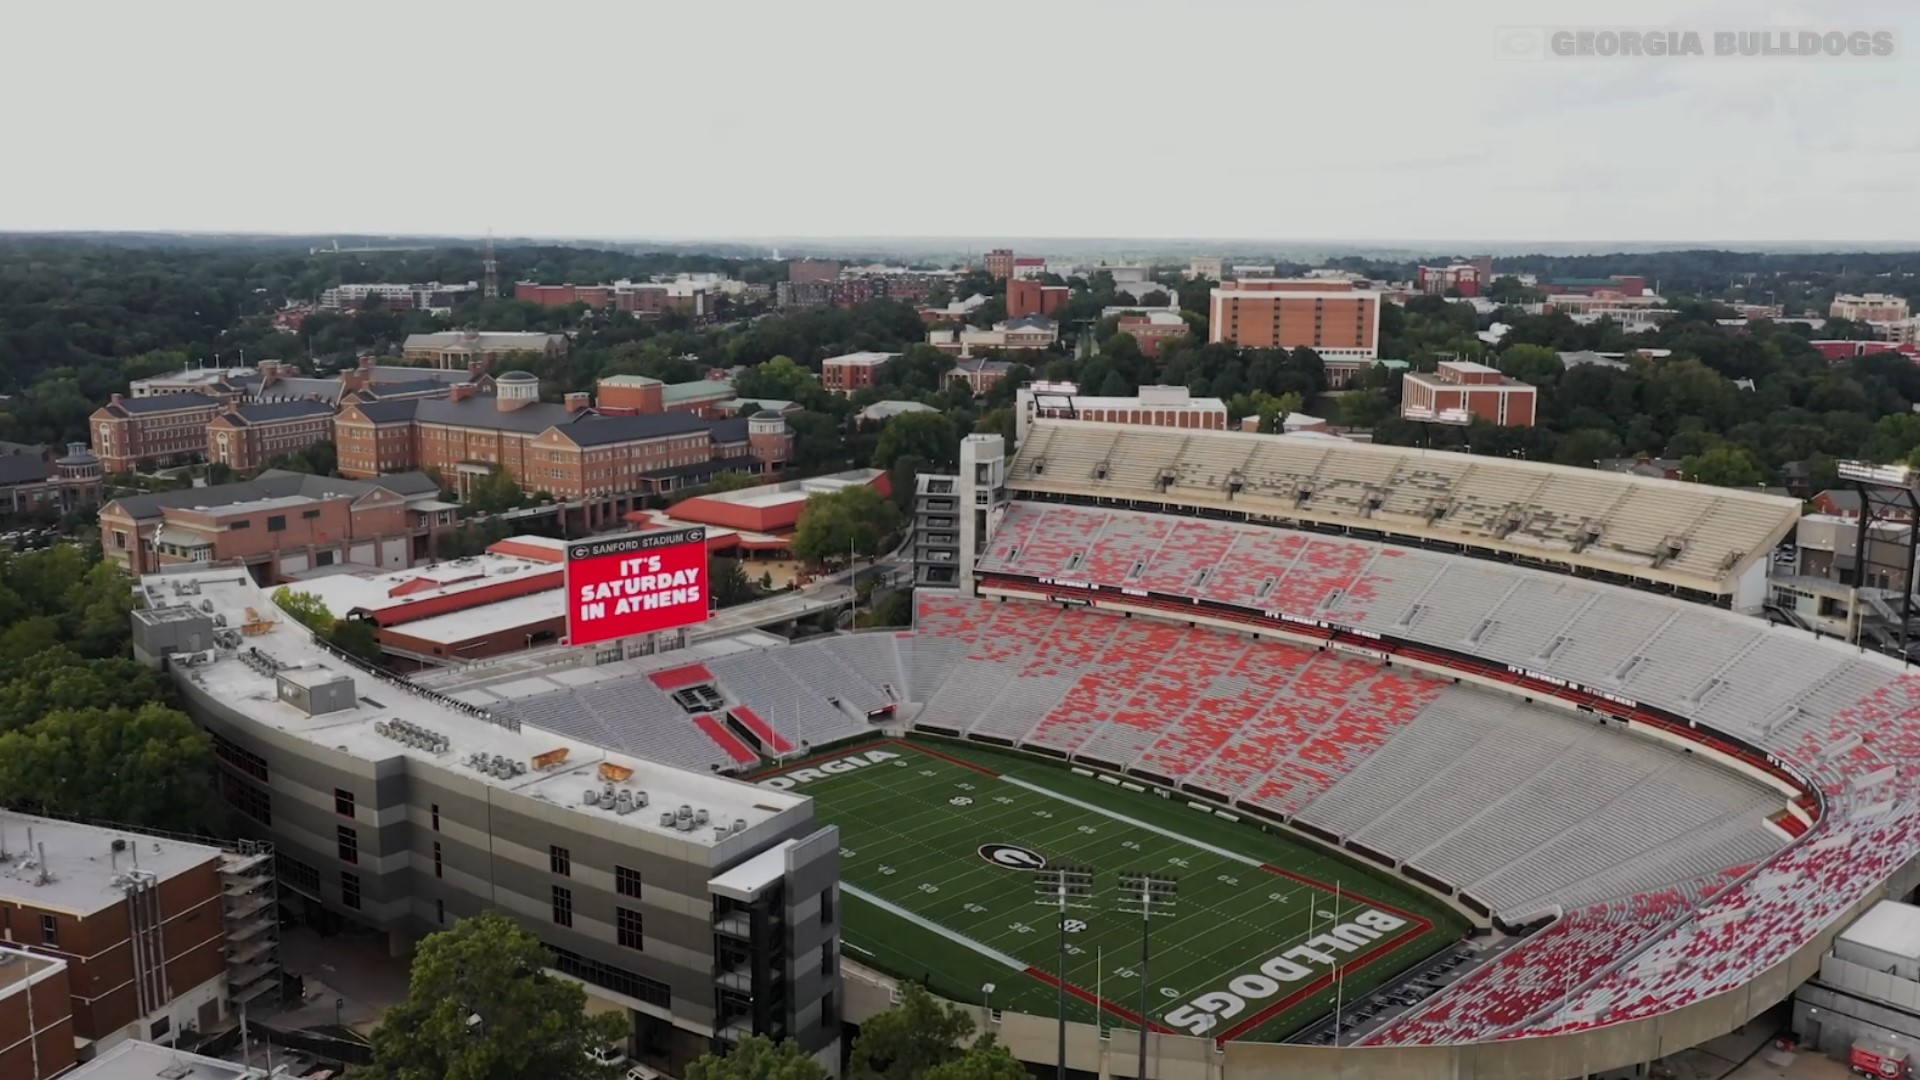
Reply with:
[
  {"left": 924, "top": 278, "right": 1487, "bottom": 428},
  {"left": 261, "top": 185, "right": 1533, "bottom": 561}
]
[{"left": 565, "top": 527, "right": 710, "bottom": 647}]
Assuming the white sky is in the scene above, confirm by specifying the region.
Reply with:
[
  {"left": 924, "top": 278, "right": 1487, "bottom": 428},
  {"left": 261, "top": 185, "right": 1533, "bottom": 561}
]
[{"left": 3, "top": 0, "right": 1915, "bottom": 245}]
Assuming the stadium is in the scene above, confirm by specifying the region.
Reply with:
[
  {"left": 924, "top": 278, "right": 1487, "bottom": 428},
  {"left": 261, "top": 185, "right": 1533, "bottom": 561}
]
[{"left": 135, "top": 418, "right": 1920, "bottom": 1079}]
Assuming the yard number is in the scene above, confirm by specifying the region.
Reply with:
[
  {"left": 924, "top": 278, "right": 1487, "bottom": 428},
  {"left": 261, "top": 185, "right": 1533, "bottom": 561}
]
[
  {"left": 994, "top": 796, "right": 1016, "bottom": 805},
  {"left": 963, "top": 903, "right": 989, "bottom": 914},
  {"left": 840, "top": 848, "right": 857, "bottom": 859},
  {"left": 1032, "top": 810, "right": 1054, "bottom": 819},
  {"left": 956, "top": 782, "right": 976, "bottom": 791},
  {"left": 1062, "top": 919, "right": 1087, "bottom": 933},
  {"left": 949, "top": 796, "right": 973, "bottom": 807},
  {"left": 1009, "top": 921, "right": 1034, "bottom": 934},
  {"left": 1167, "top": 857, "right": 1190, "bottom": 869},
  {"left": 1217, "top": 874, "right": 1240, "bottom": 886},
  {"left": 878, "top": 865, "right": 897, "bottom": 876},
  {"left": 919, "top": 883, "right": 939, "bottom": 894},
  {"left": 1077, "top": 825, "right": 1098, "bottom": 835}
]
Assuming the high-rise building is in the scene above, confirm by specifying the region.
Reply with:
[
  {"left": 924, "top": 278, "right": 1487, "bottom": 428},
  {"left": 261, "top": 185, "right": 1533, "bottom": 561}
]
[
  {"left": 983, "top": 249, "right": 1015, "bottom": 281},
  {"left": 1207, "top": 279, "right": 1381, "bottom": 359},
  {"left": 1006, "top": 277, "right": 1070, "bottom": 320}
]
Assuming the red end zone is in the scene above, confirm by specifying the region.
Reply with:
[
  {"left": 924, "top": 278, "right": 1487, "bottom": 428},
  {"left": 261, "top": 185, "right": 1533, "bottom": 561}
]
[{"left": 566, "top": 528, "right": 710, "bottom": 647}]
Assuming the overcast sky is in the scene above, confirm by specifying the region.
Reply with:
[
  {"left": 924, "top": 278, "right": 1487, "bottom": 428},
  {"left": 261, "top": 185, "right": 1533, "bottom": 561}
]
[{"left": 4, "top": 0, "right": 1914, "bottom": 246}]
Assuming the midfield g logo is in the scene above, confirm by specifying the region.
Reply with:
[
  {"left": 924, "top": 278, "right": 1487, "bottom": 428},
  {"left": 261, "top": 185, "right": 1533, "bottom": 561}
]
[{"left": 977, "top": 844, "right": 1047, "bottom": 870}]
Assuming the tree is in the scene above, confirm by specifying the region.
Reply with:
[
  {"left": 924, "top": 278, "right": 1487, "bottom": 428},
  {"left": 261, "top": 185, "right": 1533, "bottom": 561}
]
[
  {"left": 887, "top": 453, "right": 929, "bottom": 512},
  {"left": 872, "top": 411, "right": 960, "bottom": 471},
  {"left": 735, "top": 356, "right": 826, "bottom": 408},
  {"left": 1336, "top": 389, "right": 1393, "bottom": 429},
  {"left": 361, "top": 912, "right": 627, "bottom": 1080},
  {"left": 687, "top": 1034, "right": 826, "bottom": 1080},
  {"left": 465, "top": 465, "right": 528, "bottom": 515},
  {"left": 273, "top": 586, "right": 336, "bottom": 634},
  {"left": 920, "top": 1041, "right": 1030, "bottom": 1080},
  {"left": 328, "top": 618, "right": 383, "bottom": 662},
  {"left": 1683, "top": 445, "right": 1766, "bottom": 488},
  {"left": 710, "top": 557, "right": 757, "bottom": 608},
  {"left": 0, "top": 703, "right": 218, "bottom": 832},
  {"left": 792, "top": 485, "right": 903, "bottom": 566},
  {"left": 848, "top": 983, "right": 976, "bottom": 1080}
]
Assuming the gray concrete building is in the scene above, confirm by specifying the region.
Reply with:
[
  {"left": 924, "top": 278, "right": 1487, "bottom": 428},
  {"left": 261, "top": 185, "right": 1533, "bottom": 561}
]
[{"left": 130, "top": 569, "right": 842, "bottom": 1072}]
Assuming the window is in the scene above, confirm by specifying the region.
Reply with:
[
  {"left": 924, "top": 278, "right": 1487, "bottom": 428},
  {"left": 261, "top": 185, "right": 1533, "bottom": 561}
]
[
  {"left": 229, "top": 519, "right": 250, "bottom": 531},
  {"left": 277, "top": 852, "right": 321, "bottom": 896},
  {"left": 267, "top": 515, "right": 286, "bottom": 532},
  {"left": 615, "top": 865, "right": 642, "bottom": 899},
  {"left": 436, "top": 899, "right": 445, "bottom": 925},
  {"left": 616, "top": 906, "right": 644, "bottom": 950},
  {"left": 303, "top": 508, "right": 322, "bottom": 519},
  {"left": 209, "top": 729, "right": 269, "bottom": 782},
  {"left": 821, "top": 941, "right": 834, "bottom": 976},
  {"left": 218, "top": 772, "right": 272, "bottom": 826},
  {"left": 40, "top": 914, "right": 57, "bottom": 946},
  {"left": 550, "top": 844, "right": 571, "bottom": 876},
  {"left": 819, "top": 888, "right": 834, "bottom": 924},
  {"left": 341, "top": 872, "right": 361, "bottom": 910},
  {"left": 337, "top": 825, "right": 358, "bottom": 865},
  {"left": 150, "top": 1016, "right": 171, "bottom": 1040},
  {"left": 335, "top": 788, "right": 355, "bottom": 818},
  {"left": 544, "top": 945, "right": 670, "bottom": 1009},
  {"left": 431, "top": 804, "right": 440, "bottom": 832},
  {"left": 433, "top": 842, "right": 443, "bottom": 879},
  {"left": 552, "top": 885, "right": 573, "bottom": 927},
  {"left": 113, "top": 529, "right": 127, "bottom": 550}
]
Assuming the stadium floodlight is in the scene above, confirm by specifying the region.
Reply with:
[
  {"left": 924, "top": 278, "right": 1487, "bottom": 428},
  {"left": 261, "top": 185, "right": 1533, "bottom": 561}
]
[
  {"left": 1032, "top": 864, "right": 1094, "bottom": 1080},
  {"left": 1117, "top": 871, "right": 1178, "bottom": 1080}
]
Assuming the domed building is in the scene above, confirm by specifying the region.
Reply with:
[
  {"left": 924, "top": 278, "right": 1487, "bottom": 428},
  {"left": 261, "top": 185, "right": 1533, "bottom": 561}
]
[{"left": 0, "top": 441, "right": 103, "bottom": 514}]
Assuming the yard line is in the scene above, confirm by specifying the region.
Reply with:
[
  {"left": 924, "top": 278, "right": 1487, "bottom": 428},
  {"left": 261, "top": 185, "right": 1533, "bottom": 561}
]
[
  {"left": 998, "top": 775, "right": 1263, "bottom": 866},
  {"left": 842, "top": 882, "right": 1026, "bottom": 970}
]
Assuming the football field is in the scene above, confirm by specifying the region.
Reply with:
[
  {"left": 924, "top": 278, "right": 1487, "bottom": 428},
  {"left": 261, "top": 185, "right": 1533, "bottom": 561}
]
[{"left": 755, "top": 737, "right": 1465, "bottom": 1043}]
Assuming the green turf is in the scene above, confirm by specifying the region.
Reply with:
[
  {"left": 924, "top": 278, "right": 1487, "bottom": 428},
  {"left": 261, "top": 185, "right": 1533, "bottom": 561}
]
[{"left": 760, "top": 736, "right": 1468, "bottom": 1042}]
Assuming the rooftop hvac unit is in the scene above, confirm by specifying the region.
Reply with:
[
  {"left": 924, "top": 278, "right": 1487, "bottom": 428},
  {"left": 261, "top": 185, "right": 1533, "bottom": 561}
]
[
  {"left": 582, "top": 788, "right": 601, "bottom": 807},
  {"left": 677, "top": 805, "right": 692, "bottom": 821},
  {"left": 375, "top": 722, "right": 391, "bottom": 738},
  {"left": 213, "top": 613, "right": 227, "bottom": 627},
  {"left": 614, "top": 790, "right": 631, "bottom": 812},
  {"left": 733, "top": 818, "right": 746, "bottom": 834},
  {"left": 635, "top": 791, "right": 650, "bottom": 809},
  {"left": 200, "top": 599, "right": 214, "bottom": 613},
  {"left": 694, "top": 809, "right": 710, "bottom": 826},
  {"left": 659, "top": 811, "right": 676, "bottom": 827},
  {"left": 676, "top": 815, "right": 694, "bottom": 832},
  {"left": 714, "top": 825, "right": 732, "bottom": 841}
]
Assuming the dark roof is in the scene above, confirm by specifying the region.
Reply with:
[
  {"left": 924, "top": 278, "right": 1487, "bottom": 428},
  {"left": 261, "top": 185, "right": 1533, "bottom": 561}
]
[
  {"left": 562, "top": 412, "right": 714, "bottom": 447},
  {"left": 366, "top": 365, "right": 474, "bottom": 385},
  {"left": 413, "top": 397, "right": 583, "bottom": 435},
  {"left": 109, "top": 470, "right": 439, "bottom": 520},
  {"left": 0, "top": 455, "right": 52, "bottom": 487},
  {"left": 710, "top": 417, "right": 750, "bottom": 444},
  {"left": 232, "top": 400, "right": 334, "bottom": 424},
  {"left": 751, "top": 409, "right": 781, "bottom": 421},
  {"left": 362, "top": 379, "right": 451, "bottom": 400},
  {"left": 107, "top": 392, "right": 219, "bottom": 416},
  {"left": 348, "top": 400, "right": 421, "bottom": 424},
  {"left": 1816, "top": 489, "right": 1863, "bottom": 512}
]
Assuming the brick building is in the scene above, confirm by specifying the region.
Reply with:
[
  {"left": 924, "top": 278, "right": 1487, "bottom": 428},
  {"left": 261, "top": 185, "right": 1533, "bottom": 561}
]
[
  {"left": 1207, "top": 279, "right": 1381, "bottom": 358},
  {"left": 1831, "top": 293, "right": 1912, "bottom": 323},
  {"left": 984, "top": 249, "right": 1015, "bottom": 281},
  {"left": 786, "top": 259, "right": 841, "bottom": 285},
  {"left": 948, "top": 357, "right": 1014, "bottom": 397},
  {"left": 0, "top": 443, "right": 104, "bottom": 515},
  {"left": 926, "top": 316, "right": 1059, "bottom": 357},
  {"left": 205, "top": 400, "right": 336, "bottom": 472},
  {"left": 1014, "top": 383, "right": 1228, "bottom": 444},
  {"left": 1401, "top": 360, "right": 1537, "bottom": 427},
  {"left": 595, "top": 375, "right": 735, "bottom": 418},
  {"left": 401, "top": 330, "right": 568, "bottom": 370},
  {"left": 90, "top": 393, "right": 222, "bottom": 473},
  {"left": 0, "top": 813, "right": 240, "bottom": 1057},
  {"left": 1415, "top": 262, "right": 1485, "bottom": 297},
  {"left": 318, "top": 281, "right": 478, "bottom": 312},
  {"left": 1007, "top": 277, "right": 1070, "bottom": 320},
  {"left": 821, "top": 352, "right": 897, "bottom": 394},
  {"left": 97, "top": 470, "right": 451, "bottom": 579},
  {"left": 334, "top": 374, "right": 791, "bottom": 526},
  {"left": 1115, "top": 311, "right": 1188, "bottom": 357},
  {"left": 0, "top": 945, "right": 74, "bottom": 1080}
]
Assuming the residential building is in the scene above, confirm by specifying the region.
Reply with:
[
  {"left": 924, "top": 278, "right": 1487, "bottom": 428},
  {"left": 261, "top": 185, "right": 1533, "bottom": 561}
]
[
  {"left": 775, "top": 281, "right": 835, "bottom": 310},
  {"left": 90, "top": 393, "right": 222, "bottom": 473},
  {"left": 821, "top": 353, "right": 896, "bottom": 394},
  {"left": 984, "top": 249, "right": 1015, "bottom": 281},
  {"left": 0, "top": 443, "right": 103, "bottom": 514},
  {"left": 130, "top": 570, "right": 843, "bottom": 1073},
  {"left": 96, "top": 469, "right": 452, "bottom": 579},
  {"left": 1115, "top": 311, "right": 1187, "bottom": 357},
  {"left": 1415, "top": 261, "right": 1484, "bottom": 297},
  {"left": 948, "top": 357, "right": 1014, "bottom": 397},
  {"left": 1186, "top": 256, "right": 1223, "bottom": 280},
  {"left": 1007, "top": 277, "right": 1070, "bottom": 320},
  {"left": 787, "top": 259, "right": 841, "bottom": 285},
  {"left": 401, "top": 330, "right": 569, "bottom": 370},
  {"left": 1831, "top": 293, "right": 1911, "bottom": 323},
  {"left": 318, "top": 282, "right": 478, "bottom": 313},
  {"left": 514, "top": 282, "right": 613, "bottom": 308},
  {"left": 0, "top": 812, "right": 242, "bottom": 1056},
  {"left": 1096, "top": 263, "right": 1152, "bottom": 287},
  {"left": 205, "top": 400, "right": 335, "bottom": 472},
  {"left": 1011, "top": 257, "right": 1046, "bottom": 279},
  {"left": 1014, "top": 382, "right": 1228, "bottom": 445},
  {"left": 0, "top": 945, "right": 74, "bottom": 1080},
  {"left": 926, "top": 316, "right": 1058, "bottom": 357},
  {"left": 334, "top": 375, "right": 791, "bottom": 524},
  {"left": 1208, "top": 279, "right": 1382, "bottom": 358},
  {"left": 1400, "top": 360, "right": 1537, "bottom": 427}
]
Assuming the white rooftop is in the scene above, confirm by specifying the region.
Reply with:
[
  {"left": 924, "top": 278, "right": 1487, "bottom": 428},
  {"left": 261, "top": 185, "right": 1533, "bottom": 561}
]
[
  {"left": 141, "top": 570, "right": 806, "bottom": 850},
  {"left": 394, "top": 590, "right": 566, "bottom": 647},
  {"left": 65, "top": 1039, "right": 265, "bottom": 1080},
  {"left": 294, "top": 546, "right": 559, "bottom": 618},
  {"left": 1840, "top": 899, "right": 1920, "bottom": 962},
  {"left": 708, "top": 839, "right": 796, "bottom": 901},
  {"left": 822, "top": 351, "right": 897, "bottom": 368},
  {"left": 189, "top": 495, "right": 318, "bottom": 518},
  {"left": 0, "top": 811, "right": 221, "bottom": 916}
]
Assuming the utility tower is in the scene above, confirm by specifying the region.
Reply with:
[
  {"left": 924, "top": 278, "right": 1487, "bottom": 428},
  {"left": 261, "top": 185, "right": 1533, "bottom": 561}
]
[{"left": 483, "top": 230, "right": 499, "bottom": 300}]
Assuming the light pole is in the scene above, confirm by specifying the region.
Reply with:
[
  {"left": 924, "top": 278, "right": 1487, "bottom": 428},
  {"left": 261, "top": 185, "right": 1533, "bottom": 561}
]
[
  {"left": 1033, "top": 864, "right": 1094, "bottom": 1080},
  {"left": 1116, "top": 871, "right": 1177, "bottom": 1080},
  {"left": 982, "top": 981, "right": 996, "bottom": 1025}
]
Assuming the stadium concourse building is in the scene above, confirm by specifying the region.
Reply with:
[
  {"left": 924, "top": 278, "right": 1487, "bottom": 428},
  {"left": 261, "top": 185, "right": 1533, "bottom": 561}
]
[{"left": 127, "top": 571, "right": 844, "bottom": 1074}]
